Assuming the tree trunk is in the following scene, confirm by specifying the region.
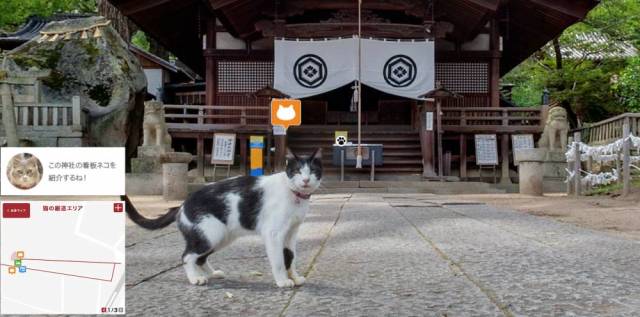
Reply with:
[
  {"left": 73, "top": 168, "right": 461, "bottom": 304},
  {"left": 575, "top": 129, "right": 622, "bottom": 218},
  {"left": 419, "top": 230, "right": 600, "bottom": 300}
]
[{"left": 553, "top": 37, "right": 563, "bottom": 70}]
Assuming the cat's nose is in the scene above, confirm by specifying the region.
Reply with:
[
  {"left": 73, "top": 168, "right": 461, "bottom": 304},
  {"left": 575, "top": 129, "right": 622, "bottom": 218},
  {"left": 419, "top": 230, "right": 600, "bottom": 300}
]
[{"left": 302, "top": 178, "right": 310, "bottom": 184}]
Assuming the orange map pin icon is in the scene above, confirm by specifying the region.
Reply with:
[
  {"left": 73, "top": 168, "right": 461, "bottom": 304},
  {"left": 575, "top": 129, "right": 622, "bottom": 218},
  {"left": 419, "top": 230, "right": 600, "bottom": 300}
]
[{"left": 271, "top": 99, "right": 301, "bottom": 129}]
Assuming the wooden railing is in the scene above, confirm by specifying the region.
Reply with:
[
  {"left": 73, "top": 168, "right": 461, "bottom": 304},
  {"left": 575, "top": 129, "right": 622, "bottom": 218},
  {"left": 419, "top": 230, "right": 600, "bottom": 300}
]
[
  {"left": 442, "top": 93, "right": 491, "bottom": 108},
  {"left": 174, "top": 91, "right": 206, "bottom": 105},
  {"left": 573, "top": 113, "right": 640, "bottom": 146},
  {"left": 441, "top": 106, "right": 544, "bottom": 133},
  {"left": 163, "top": 104, "right": 270, "bottom": 131},
  {"left": 14, "top": 96, "right": 84, "bottom": 128}
]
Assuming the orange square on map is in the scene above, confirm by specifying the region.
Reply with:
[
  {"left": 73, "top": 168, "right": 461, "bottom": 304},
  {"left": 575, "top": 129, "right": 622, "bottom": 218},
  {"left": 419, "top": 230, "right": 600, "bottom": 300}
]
[{"left": 271, "top": 99, "right": 301, "bottom": 129}]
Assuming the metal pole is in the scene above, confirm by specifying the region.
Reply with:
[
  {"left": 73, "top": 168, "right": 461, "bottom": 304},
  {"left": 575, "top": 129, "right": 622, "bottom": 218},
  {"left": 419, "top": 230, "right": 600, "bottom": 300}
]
[
  {"left": 623, "top": 118, "right": 631, "bottom": 197},
  {"left": 370, "top": 149, "right": 375, "bottom": 182},
  {"left": 436, "top": 99, "right": 443, "bottom": 180},
  {"left": 356, "top": 0, "right": 363, "bottom": 168},
  {"left": 340, "top": 148, "right": 345, "bottom": 182},
  {"left": 573, "top": 132, "right": 581, "bottom": 197}
]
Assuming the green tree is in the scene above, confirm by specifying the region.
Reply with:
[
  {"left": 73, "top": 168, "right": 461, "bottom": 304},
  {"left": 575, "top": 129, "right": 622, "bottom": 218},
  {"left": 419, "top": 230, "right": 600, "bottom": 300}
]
[
  {"left": 615, "top": 56, "right": 640, "bottom": 112},
  {"left": 503, "top": 0, "right": 640, "bottom": 123},
  {"left": 0, "top": 0, "right": 96, "bottom": 32}
]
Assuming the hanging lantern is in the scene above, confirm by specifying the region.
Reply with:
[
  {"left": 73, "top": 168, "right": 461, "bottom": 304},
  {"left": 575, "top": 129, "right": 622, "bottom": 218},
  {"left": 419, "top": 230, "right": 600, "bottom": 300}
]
[
  {"left": 81, "top": 30, "right": 88, "bottom": 39},
  {"left": 49, "top": 33, "right": 59, "bottom": 42},
  {"left": 38, "top": 34, "right": 49, "bottom": 43},
  {"left": 93, "top": 27, "right": 103, "bottom": 38},
  {"left": 63, "top": 32, "right": 73, "bottom": 40}
]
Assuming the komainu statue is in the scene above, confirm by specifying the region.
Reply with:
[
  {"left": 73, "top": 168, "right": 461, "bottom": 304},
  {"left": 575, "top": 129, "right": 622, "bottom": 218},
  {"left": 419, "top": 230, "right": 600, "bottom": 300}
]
[
  {"left": 538, "top": 106, "right": 569, "bottom": 151},
  {"left": 143, "top": 100, "right": 172, "bottom": 147}
]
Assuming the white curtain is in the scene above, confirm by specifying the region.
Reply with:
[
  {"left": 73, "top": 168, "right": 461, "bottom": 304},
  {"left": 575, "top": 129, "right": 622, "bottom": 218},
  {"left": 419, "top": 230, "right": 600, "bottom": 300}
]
[
  {"left": 274, "top": 37, "right": 434, "bottom": 100},
  {"left": 274, "top": 38, "right": 357, "bottom": 99},
  {"left": 361, "top": 38, "right": 434, "bottom": 100}
]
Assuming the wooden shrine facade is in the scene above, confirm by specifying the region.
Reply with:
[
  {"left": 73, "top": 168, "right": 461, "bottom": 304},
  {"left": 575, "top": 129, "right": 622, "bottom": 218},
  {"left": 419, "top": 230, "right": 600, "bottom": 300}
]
[{"left": 109, "top": 0, "right": 598, "bottom": 180}]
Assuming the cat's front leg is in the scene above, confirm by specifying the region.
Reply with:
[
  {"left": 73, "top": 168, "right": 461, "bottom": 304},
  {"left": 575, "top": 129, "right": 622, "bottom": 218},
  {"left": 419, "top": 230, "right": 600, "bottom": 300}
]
[
  {"left": 264, "top": 230, "right": 294, "bottom": 288},
  {"left": 284, "top": 225, "right": 305, "bottom": 286}
]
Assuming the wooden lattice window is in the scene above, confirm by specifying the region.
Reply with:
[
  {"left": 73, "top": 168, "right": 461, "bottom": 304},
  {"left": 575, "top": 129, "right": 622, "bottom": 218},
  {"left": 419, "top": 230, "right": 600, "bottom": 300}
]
[
  {"left": 218, "top": 61, "right": 274, "bottom": 93},
  {"left": 435, "top": 63, "right": 488, "bottom": 93}
]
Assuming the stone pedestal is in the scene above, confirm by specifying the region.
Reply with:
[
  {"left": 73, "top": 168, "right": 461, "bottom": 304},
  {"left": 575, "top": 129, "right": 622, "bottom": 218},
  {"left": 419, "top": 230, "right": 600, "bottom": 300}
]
[
  {"left": 515, "top": 149, "right": 546, "bottom": 196},
  {"left": 131, "top": 145, "right": 172, "bottom": 174},
  {"left": 161, "top": 152, "right": 193, "bottom": 200},
  {"left": 542, "top": 150, "right": 567, "bottom": 180}
]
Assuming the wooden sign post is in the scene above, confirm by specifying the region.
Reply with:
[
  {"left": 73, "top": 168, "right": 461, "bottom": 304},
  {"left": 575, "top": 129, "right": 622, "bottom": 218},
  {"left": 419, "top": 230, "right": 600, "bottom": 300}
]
[
  {"left": 250, "top": 136, "right": 265, "bottom": 176},
  {"left": 271, "top": 98, "right": 302, "bottom": 172}
]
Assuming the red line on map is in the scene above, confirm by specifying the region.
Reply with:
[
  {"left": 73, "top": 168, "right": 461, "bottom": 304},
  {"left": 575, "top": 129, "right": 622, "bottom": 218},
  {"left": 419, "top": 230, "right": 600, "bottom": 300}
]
[
  {"left": 21, "top": 258, "right": 121, "bottom": 264},
  {"left": 1, "top": 261, "right": 119, "bottom": 282}
]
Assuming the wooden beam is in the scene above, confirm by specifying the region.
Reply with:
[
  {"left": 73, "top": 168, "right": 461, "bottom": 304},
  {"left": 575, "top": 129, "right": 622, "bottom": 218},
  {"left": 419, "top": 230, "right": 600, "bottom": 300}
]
[
  {"left": 205, "top": 17, "right": 217, "bottom": 106},
  {"left": 529, "top": 0, "right": 593, "bottom": 19},
  {"left": 119, "top": 0, "right": 177, "bottom": 15},
  {"left": 463, "top": 0, "right": 500, "bottom": 11},
  {"left": 459, "top": 134, "right": 467, "bottom": 180},
  {"left": 209, "top": 0, "right": 245, "bottom": 10},
  {"left": 500, "top": 133, "right": 511, "bottom": 184},
  {"left": 489, "top": 18, "right": 500, "bottom": 108}
]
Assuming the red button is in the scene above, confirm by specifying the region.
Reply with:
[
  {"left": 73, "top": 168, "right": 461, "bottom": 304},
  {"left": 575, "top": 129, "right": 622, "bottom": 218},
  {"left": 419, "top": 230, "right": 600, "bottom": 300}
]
[
  {"left": 2, "top": 203, "right": 30, "bottom": 218},
  {"left": 113, "top": 203, "right": 123, "bottom": 212}
]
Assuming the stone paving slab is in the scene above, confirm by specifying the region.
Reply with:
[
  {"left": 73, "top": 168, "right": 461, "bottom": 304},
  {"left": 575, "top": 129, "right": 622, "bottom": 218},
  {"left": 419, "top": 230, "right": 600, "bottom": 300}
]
[
  {"left": 125, "top": 194, "right": 640, "bottom": 316},
  {"left": 397, "top": 204, "right": 640, "bottom": 316}
]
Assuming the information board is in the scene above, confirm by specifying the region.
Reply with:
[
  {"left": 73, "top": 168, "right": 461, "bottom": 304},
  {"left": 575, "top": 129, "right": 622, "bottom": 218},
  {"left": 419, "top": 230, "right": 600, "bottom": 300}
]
[
  {"left": 425, "top": 112, "right": 434, "bottom": 131},
  {"left": 474, "top": 134, "right": 498, "bottom": 166},
  {"left": 211, "top": 133, "right": 236, "bottom": 165},
  {"left": 511, "top": 134, "right": 535, "bottom": 165}
]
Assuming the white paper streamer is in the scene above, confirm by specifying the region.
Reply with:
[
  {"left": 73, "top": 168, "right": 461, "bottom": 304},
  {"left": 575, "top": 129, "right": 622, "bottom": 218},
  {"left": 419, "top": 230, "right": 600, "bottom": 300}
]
[{"left": 566, "top": 134, "right": 640, "bottom": 162}]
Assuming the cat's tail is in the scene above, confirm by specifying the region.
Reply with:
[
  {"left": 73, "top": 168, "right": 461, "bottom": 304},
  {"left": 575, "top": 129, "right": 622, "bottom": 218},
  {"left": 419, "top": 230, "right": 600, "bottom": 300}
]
[{"left": 121, "top": 195, "right": 180, "bottom": 230}]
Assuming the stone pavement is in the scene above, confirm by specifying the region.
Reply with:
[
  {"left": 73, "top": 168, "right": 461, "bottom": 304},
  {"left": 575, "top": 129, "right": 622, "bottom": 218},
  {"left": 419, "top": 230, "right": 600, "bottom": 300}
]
[{"left": 125, "top": 194, "right": 640, "bottom": 316}]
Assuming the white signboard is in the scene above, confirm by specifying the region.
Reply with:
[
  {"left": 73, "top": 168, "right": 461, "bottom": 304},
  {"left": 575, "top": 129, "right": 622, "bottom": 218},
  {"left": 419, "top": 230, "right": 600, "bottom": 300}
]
[
  {"left": 273, "top": 125, "right": 287, "bottom": 136},
  {"left": 511, "top": 134, "right": 534, "bottom": 165},
  {"left": 211, "top": 133, "right": 236, "bottom": 165},
  {"left": 0, "top": 147, "right": 125, "bottom": 196},
  {"left": 425, "top": 112, "right": 434, "bottom": 131},
  {"left": 474, "top": 134, "right": 498, "bottom": 166}
]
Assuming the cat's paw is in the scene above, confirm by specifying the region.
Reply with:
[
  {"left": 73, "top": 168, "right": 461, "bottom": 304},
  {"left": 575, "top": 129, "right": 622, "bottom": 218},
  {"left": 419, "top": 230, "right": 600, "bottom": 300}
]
[
  {"left": 208, "top": 270, "right": 225, "bottom": 279},
  {"left": 188, "top": 274, "right": 209, "bottom": 286},
  {"left": 276, "top": 278, "right": 295, "bottom": 288},
  {"left": 291, "top": 275, "right": 306, "bottom": 286}
]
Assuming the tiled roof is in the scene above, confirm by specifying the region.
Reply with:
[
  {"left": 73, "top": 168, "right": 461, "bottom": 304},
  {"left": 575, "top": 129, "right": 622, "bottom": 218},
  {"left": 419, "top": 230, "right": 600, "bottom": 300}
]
[{"left": 561, "top": 32, "right": 638, "bottom": 60}]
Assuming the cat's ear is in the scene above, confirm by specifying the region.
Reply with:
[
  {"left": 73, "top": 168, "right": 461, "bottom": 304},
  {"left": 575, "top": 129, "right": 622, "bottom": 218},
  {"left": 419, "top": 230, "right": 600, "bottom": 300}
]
[
  {"left": 285, "top": 147, "right": 297, "bottom": 160},
  {"left": 11, "top": 155, "right": 23, "bottom": 164},
  {"left": 310, "top": 147, "right": 322, "bottom": 161}
]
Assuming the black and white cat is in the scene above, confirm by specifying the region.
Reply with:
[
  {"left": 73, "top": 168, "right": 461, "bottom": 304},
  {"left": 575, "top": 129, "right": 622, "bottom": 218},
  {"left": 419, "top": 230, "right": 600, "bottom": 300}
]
[{"left": 124, "top": 148, "right": 322, "bottom": 288}]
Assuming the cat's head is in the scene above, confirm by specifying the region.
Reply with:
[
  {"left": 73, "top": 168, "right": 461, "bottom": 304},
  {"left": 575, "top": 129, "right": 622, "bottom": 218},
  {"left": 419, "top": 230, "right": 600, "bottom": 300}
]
[
  {"left": 285, "top": 148, "right": 322, "bottom": 194},
  {"left": 7, "top": 153, "right": 42, "bottom": 190}
]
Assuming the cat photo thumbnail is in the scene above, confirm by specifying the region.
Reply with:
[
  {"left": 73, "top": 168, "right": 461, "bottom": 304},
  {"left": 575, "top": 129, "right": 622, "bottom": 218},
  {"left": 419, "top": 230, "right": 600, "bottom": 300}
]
[{"left": 6, "top": 153, "right": 43, "bottom": 190}]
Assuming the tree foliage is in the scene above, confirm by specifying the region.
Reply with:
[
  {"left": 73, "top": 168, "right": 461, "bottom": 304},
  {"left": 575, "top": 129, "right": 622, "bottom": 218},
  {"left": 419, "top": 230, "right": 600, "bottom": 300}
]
[
  {"left": 502, "top": 0, "right": 640, "bottom": 123},
  {"left": 615, "top": 56, "right": 640, "bottom": 112},
  {"left": 0, "top": 0, "right": 96, "bottom": 32}
]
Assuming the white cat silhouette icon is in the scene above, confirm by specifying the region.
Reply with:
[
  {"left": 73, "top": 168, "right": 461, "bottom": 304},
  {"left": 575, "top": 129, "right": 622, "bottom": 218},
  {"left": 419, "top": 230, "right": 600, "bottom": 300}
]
[{"left": 276, "top": 105, "right": 296, "bottom": 121}]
